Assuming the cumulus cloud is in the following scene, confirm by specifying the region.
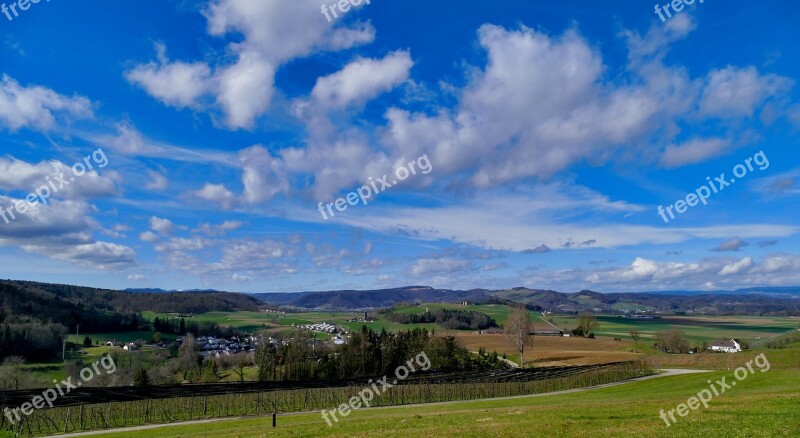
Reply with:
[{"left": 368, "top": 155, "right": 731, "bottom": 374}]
[
  {"left": 508, "top": 253, "right": 800, "bottom": 292},
  {"left": 195, "top": 220, "right": 243, "bottom": 236},
  {"left": 719, "top": 257, "right": 753, "bottom": 276},
  {"left": 0, "top": 195, "right": 135, "bottom": 269},
  {"left": 310, "top": 51, "right": 413, "bottom": 110},
  {"left": 126, "top": 0, "right": 376, "bottom": 129},
  {"left": 155, "top": 237, "right": 208, "bottom": 253},
  {"left": 192, "top": 183, "right": 238, "bottom": 210},
  {"left": 41, "top": 241, "right": 136, "bottom": 270},
  {"left": 698, "top": 66, "right": 793, "bottom": 119},
  {"left": 0, "top": 156, "right": 117, "bottom": 200},
  {"left": 381, "top": 24, "right": 671, "bottom": 189},
  {"left": 149, "top": 216, "right": 174, "bottom": 235},
  {"left": 125, "top": 43, "right": 213, "bottom": 109},
  {"left": 239, "top": 145, "right": 288, "bottom": 204},
  {"left": 139, "top": 231, "right": 159, "bottom": 242},
  {"left": 0, "top": 75, "right": 92, "bottom": 131}
]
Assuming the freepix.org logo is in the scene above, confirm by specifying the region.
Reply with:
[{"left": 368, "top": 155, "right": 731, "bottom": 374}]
[
  {"left": 317, "top": 154, "right": 432, "bottom": 220},
  {"left": 321, "top": 0, "right": 370, "bottom": 23},
  {"left": 2, "top": 0, "right": 53, "bottom": 23},
  {"left": 657, "top": 150, "right": 769, "bottom": 224},
  {"left": 3, "top": 356, "right": 116, "bottom": 426},
  {"left": 0, "top": 148, "right": 109, "bottom": 225},
  {"left": 321, "top": 351, "right": 431, "bottom": 426}
]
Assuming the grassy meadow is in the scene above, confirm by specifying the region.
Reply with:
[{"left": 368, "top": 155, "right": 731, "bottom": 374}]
[{"left": 52, "top": 367, "right": 799, "bottom": 438}]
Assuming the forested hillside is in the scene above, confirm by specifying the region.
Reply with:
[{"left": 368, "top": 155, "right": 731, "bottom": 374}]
[
  {"left": 0, "top": 280, "right": 263, "bottom": 361},
  {"left": 4, "top": 280, "right": 263, "bottom": 314}
]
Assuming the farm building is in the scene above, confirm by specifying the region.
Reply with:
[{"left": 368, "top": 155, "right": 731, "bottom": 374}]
[{"left": 709, "top": 339, "right": 742, "bottom": 353}]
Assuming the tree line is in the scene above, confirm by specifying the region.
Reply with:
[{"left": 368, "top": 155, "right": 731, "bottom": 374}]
[
  {"left": 152, "top": 317, "right": 237, "bottom": 339},
  {"left": 382, "top": 308, "right": 498, "bottom": 330}
]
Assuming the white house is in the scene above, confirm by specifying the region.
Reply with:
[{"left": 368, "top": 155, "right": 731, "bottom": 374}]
[{"left": 710, "top": 339, "right": 742, "bottom": 353}]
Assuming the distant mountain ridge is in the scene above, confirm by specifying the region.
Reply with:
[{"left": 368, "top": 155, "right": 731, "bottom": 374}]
[
  {"left": 255, "top": 286, "right": 492, "bottom": 309},
  {"left": 2, "top": 280, "right": 261, "bottom": 314},
  {"left": 253, "top": 285, "right": 800, "bottom": 315},
  {"left": 124, "top": 288, "right": 222, "bottom": 293}
]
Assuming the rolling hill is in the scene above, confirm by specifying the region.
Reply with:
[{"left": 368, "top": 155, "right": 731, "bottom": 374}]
[{"left": 254, "top": 286, "right": 800, "bottom": 315}]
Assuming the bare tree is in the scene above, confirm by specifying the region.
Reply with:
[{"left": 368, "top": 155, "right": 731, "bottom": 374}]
[
  {"left": 576, "top": 313, "right": 599, "bottom": 337},
  {"left": 629, "top": 330, "right": 641, "bottom": 343},
  {"left": 504, "top": 307, "right": 532, "bottom": 367},
  {"left": 224, "top": 352, "right": 252, "bottom": 383},
  {"left": 0, "top": 356, "right": 28, "bottom": 390},
  {"left": 255, "top": 335, "right": 278, "bottom": 382},
  {"left": 655, "top": 329, "right": 690, "bottom": 354}
]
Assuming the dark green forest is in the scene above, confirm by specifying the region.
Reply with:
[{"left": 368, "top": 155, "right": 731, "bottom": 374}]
[{"left": 382, "top": 308, "right": 498, "bottom": 330}]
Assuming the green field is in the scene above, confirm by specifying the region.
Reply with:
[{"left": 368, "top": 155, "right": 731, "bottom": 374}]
[
  {"left": 548, "top": 314, "right": 799, "bottom": 344},
  {"left": 143, "top": 307, "right": 799, "bottom": 348},
  {"left": 143, "top": 310, "right": 441, "bottom": 335},
  {"left": 51, "top": 368, "right": 799, "bottom": 437},
  {"left": 77, "top": 331, "right": 176, "bottom": 345}
]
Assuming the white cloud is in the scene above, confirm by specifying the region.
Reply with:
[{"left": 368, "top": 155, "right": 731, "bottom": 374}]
[
  {"left": 699, "top": 66, "right": 793, "bottom": 119},
  {"left": 719, "top": 257, "right": 753, "bottom": 276},
  {"left": 239, "top": 145, "right": 288, "bottom": 204},
  {"left": 124, "top": 0, "right": 377, "bottom": 129},
  {"left": 195, "top": 220, "right": 243, "bottom": 236},
  {"left": 408, "top": 258, "right": 472, "bottom": 276},
  {"left": 145, "top": 170, "right": 169, "bottom": 191},
  {"left": 214, "top": 51, "right": 275, "bottom": 129},
  {"left": 139, "top": 231, "right": 159, "bottom": 242},
  {"left": 0, "top": 156, "right": 117, "bottom": 200},
  {"left": 0, "top": 195, "right": 136, "bottom": 269},
  {"left": 660, "top": 137, "right": 730, "bottom": 168},
  {"left": 94, "top": 123, "right": 236, "bottom": 165},
  {"left": 0, "top": 75, "right": 92, "bottom": 132},
  {"left": 192, "top": 183, "right": 238, "bottom": 210},
  {"left": 310, "top": 51, "right": 413, "bottom": 110},
  {"left": 149, "top": 216, "right": 174, "bottom": 235},
  {"left": 381, "top": 25, "right": 665, "bottom": 189},
  {"left": 40, "top": 241, "right": 136, "bottom": 270},
  {"left": 155, "top": 237, "right": 208, "bottom": 252},
  {"left": 125, "top": 43, "right": 213, "bottom": 109},
  {"left": 331, "top": 187, "right": 796, "bottom": 252}
]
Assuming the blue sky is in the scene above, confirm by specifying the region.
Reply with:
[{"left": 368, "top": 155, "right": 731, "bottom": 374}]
[{"left": 0, "top": 0, "right": 799, "bottom": 293}]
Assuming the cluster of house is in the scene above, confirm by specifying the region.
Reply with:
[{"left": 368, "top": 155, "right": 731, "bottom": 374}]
[
  {"left": 186, "top": 336, "right": 255, "bottom": 357},
  {"left": 105, "top": 330, "right": 352, "bottom": 357},
  {"left": 293, "top": 322, "right": 341, "bottom": 334}
]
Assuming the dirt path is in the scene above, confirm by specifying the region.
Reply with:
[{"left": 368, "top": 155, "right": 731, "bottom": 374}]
[{"left": 48, "top": 369, "right": 710, "bottom": 438}]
